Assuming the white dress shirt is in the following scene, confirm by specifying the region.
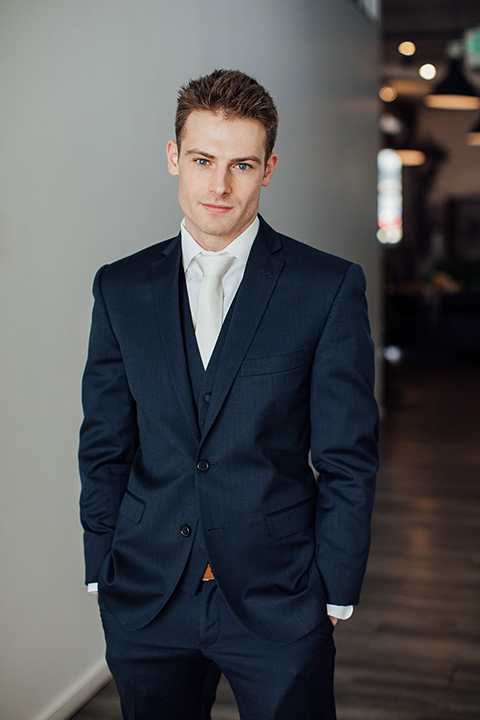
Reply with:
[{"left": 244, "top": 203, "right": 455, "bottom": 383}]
[
  {"left": 181, "top": 216, "right": 259, "bottom": 327},
  {"left": 89, "top": 215, "right": 353, "bottom": 620}
]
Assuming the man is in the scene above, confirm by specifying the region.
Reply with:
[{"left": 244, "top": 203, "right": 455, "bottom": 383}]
[{"left": 79, "top": 69, "right": 379, "bottom": 720}]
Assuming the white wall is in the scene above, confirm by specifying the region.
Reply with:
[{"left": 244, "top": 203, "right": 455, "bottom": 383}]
[{"left": 0, "top": 2, "right": 380, "bottom": 719}]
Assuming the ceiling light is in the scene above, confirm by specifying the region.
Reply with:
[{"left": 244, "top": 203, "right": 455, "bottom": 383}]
[
  {"left": 467, "top": 117, "right": 480, "bottom": 146},
  {"left": 394, "top": 149, "right": 426, "bottom": 166},
  {"left": 398, "top": 41, "right": 416, "bottom": 57},
  {"left": 378, "top": 113, "right": 403, "bottom": 135},
  {"left": 419, "top": 64, "right": 437, "bottom": 80},
  {"left": 379, "top": 85, "right": 398, "bottom": 102},
  {"left": 425, "top": 43, "right": 480, "bottom": 109}
]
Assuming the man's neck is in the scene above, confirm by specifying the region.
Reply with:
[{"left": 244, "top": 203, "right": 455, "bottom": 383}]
[
  {"left": 191, "top": 236, "right": 234, "bottom": 252},
  {"left": 184, "top": 217, "right": 259, "bottom": 253}
]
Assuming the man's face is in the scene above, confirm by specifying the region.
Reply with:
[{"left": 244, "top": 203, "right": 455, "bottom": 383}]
[{"left": 167, "top": 111, "right": 278, "bottom": 250}]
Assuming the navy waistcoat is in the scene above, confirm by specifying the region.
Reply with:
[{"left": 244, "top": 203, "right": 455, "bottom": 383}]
[{"left": 177, "top": 269, "right": 236, "bottom": 594}]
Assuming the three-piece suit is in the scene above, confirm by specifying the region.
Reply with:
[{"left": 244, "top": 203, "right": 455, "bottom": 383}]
[{"left": 79, "top": 216, "right": 379, "bottom": 718}]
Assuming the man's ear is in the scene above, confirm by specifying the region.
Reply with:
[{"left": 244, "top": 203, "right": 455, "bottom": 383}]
[
  {"left": 166, "top": 139, "right": 179, "bottom": 176},
  {"left": 262, "top": 152, "right": 279, "bottom": 187}
]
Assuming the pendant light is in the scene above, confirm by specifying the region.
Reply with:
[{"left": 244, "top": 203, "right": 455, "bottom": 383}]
[
  {"left": 425, "top": 42, "right": 480, "bottom": 110},
  {"left": 394, "top": 149, "right": 426, "bottom": 166},
  {"left": 467, "top": 116, "right": 480, "bottom": 145}
]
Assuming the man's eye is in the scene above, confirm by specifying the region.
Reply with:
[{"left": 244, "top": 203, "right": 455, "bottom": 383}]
[
  {"left": 236, "top": 163, "right": 250, "bottom": 171},
  {"left": 196, "top": 158, "right": 209, "bottom": 166}
]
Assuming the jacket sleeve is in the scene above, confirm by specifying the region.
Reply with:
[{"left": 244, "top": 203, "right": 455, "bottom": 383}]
[
  {"left": 79, "top": 266, "right": 138, "bottom": 584},
  {"left": 310, "top": 262, "right": 379, "bottom": 606}
]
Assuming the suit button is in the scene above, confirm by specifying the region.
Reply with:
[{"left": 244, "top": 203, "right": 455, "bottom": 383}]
[
  {"left": 180, "top": 525, "right": 191, "bottom": 538},
  {"left": 197, "top": 460, "right": 210, "bottom": 472},
  {"left": 204, "top": 393, "right": 211, "bottom": 403}
]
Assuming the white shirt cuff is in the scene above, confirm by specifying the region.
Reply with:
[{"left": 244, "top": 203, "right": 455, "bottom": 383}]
[
  {"left": 87, "top": 582, "right": 98, "bottom": 594},
  {"left": 327, "top": 604, "right": 354, "bottom": 620}
]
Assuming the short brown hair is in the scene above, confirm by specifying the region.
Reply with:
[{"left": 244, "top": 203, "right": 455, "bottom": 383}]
[{"left": 175, "top": 69, "right": 278, "bottom": 159}]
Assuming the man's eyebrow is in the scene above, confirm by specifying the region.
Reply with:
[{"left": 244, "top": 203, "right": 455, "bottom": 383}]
[
  {"left": 185, "top": 149, "right": 216, "bottom": 159},
  {"left": 184, "top": 149, "right": 262, "bottom": 164},
  {"left": 231, "top": 155, "right": 262, "bottom": 164}
]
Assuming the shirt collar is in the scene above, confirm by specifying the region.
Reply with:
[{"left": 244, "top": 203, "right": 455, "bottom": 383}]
[{"left": 181, "top": 216, "right": 259, "bottom": 271}]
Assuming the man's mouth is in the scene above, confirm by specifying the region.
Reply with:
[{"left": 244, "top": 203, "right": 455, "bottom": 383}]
[{"left": 201, "top": 203, "right": 233, "bottom": 214}]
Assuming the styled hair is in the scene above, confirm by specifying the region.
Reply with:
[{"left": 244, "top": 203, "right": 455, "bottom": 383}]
[{"left": 175, "top": 69, "right": 278, "bottom": 159}]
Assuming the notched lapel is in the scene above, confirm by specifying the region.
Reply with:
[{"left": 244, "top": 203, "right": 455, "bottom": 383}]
[
  {"left": 201, "top": 224, "right": 285, "bottom": 443},
  {"left": 151, "top": 236, "right": 200, "bottom": 442}
]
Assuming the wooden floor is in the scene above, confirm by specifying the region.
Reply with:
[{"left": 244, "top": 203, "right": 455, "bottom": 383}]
[{"left": 71, "top": 355, "right": 480, "bottom": 720}]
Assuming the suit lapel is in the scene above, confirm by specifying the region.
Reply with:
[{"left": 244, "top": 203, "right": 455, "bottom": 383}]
[
  {"left": 151, "top": 235, "right": 200, "bottom": 442},
  {"left": 200, "top": 220, "right": 285, "bottom": 443}
]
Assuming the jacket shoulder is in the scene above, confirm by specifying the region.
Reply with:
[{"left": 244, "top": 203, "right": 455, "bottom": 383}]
[
  {"left": 96, "top": 234, "right": 179, "bottom": 287},
  {"left": 281, "top": 233, "right": 353, "bottom": 272},
  {"left": 111, "top": 234, "right": 178, "bottom": 269},
  {"left": 259, "top": 216, "right": 354, "bottom": 278}
]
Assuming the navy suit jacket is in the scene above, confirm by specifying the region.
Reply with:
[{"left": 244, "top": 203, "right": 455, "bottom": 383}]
[{"left": 79, "top": 217, "right": 379, "bottom": 645}]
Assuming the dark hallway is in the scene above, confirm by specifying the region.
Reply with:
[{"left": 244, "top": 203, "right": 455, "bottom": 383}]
[{"left": 334, "top": 355, "right": 480, "bottom": 718}]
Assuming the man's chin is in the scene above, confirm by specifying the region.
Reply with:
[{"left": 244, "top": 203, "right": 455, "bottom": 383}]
[{"left": 194, "top": 215, "right": 241, "bottom": 240}]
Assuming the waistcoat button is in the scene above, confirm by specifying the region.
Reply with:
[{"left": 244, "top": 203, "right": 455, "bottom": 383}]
[{"left": 180, "top": 525, "right": 192, "bottom": 537}]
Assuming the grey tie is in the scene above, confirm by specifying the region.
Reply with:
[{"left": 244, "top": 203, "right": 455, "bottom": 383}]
[{"left": 195, "top": 253, "right": 234, "bottom": 368}]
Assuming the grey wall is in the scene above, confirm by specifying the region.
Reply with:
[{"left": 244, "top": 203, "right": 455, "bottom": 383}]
[{"left": 0, "top": 2, "right": 380, "bottom": 719}]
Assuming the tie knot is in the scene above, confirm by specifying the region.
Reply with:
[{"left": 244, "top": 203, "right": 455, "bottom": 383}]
[{"left": 195, "top": 253, "right": 234, "bottom": 279}]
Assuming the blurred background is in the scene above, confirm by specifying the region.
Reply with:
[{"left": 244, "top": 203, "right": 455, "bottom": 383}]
[
  {"left": 0, "top": 2, "right": 479, "bottom": 719},
  {"left": 380, "top": 0, "right": 480, "bottom": 365}
]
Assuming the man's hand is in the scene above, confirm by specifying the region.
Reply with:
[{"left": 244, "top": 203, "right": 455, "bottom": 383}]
[{"left": 328, "top": 616, "right": 338, "bottom": 627}]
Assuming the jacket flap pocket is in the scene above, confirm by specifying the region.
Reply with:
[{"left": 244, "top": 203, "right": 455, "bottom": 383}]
[
  {"left": 265, "top": 496, "right": 315, "bottom": 539},
  {"left": 241, "top": 351, "right": 304, "bottom": 377},
  {"left": 118, "top": 491, "right": 145, "bottom": 524}
]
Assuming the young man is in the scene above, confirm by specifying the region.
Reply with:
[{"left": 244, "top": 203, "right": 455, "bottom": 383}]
[{"left": 79, "top": 69, "right": 379, "bottom": 720}]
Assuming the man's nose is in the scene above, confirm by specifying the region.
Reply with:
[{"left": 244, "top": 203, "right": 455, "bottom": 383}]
[{"left": 209, "top": 167, "right": 231, "bottom": 196}]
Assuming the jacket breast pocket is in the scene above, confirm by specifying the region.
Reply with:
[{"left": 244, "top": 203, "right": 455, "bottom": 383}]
[
  {"left": 118, "top": 490, "right": 145, "bottom": 525},
  {"left": 265, "top": 496, "right": 316, "bottom": 539},
  {"left": 241, "top": 351, "right": 304, "bottom": 377}
]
